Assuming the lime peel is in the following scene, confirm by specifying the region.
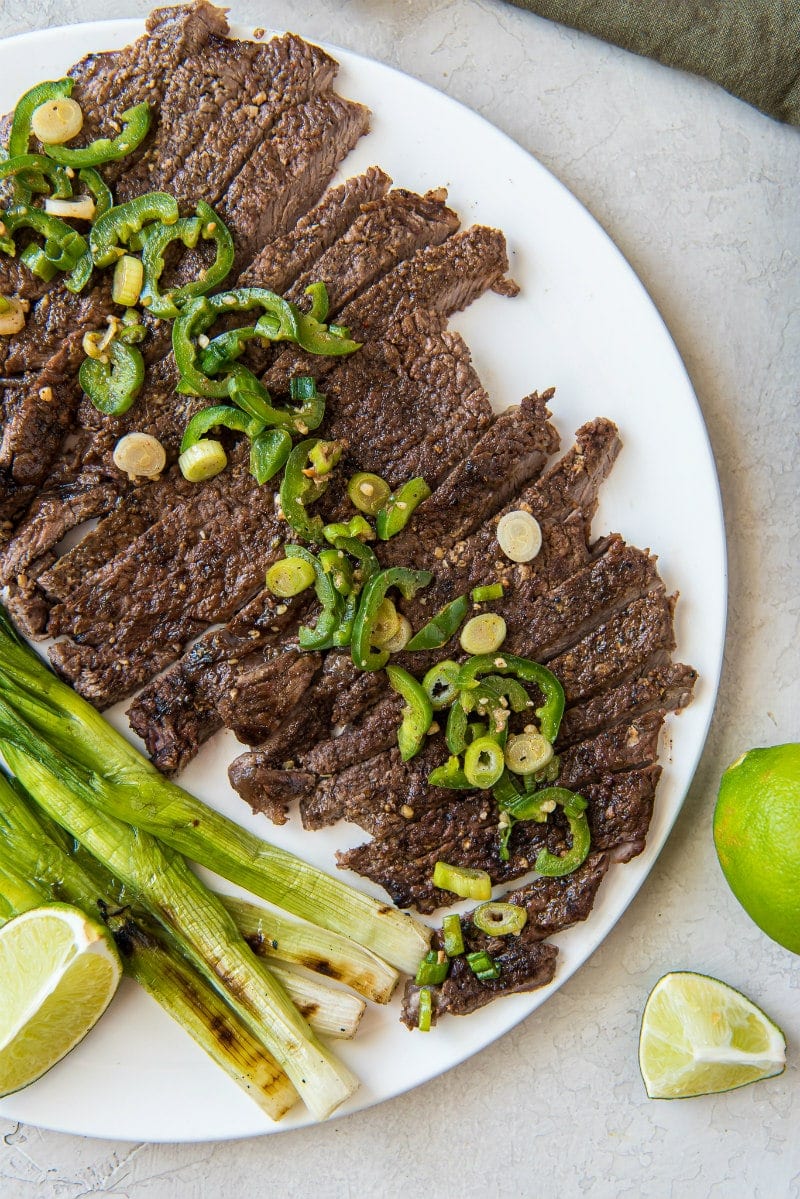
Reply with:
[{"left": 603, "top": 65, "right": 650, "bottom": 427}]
[{"left": 639, "top": 971, "right": 786, "bottom": 1100}]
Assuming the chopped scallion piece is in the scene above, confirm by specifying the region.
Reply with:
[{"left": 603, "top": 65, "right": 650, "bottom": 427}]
[
  {"left": 441, "top": 914, "right": 465, "bottom": 957},
  {"left": 472, "top": 902, "right": 528, "bottom": 937},
  {"left": 112, "top": 432, "right": 165, "bottom": 480},
  {"left": 432, "top": 861, "right": 492, "bottom": 901},
  {"left": 380, "top": 615, "right": 413, "bottom": 654},
  {"left": 414, "top": 950, "right": 449, "bottom": 986},
  {"left": 266, "top": 557, "right": 316, "bottom": 598},
  {"left": 31, "top": 96, "right": 83, "bottom": 145},
  {"left": 417, "top": 987, "right": 433, "bottom": 1032},
  {"left": 370, "top": 598, "right": 400, "bottom": 648},
  {"left": 178, "top": 439, "right": 227, "bottom": 482},
  {"left": 496, "top": 510, "right": 542, "bottom": 563},
  {"left": 471, "top": 583, "right": 504, "bottom": 603},
  {"left": 466, "top": 950, "right": 501, "bottom": 981}
]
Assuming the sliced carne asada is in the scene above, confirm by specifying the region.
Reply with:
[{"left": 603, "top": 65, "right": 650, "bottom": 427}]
[
  {"left": 337, "top": 764, "right": 661, "bottom": 913},
  {"left": 117, "top": 31, "right": 338, "bottom": 208},
  {"left": 263, "top": 225, "right": 514, "bottom": 391},
  {"left": 133, "top": 394, "right": 558, "bottom": 774},
  {"left": 402, "top": 938, "right": 558, "bottom": 1028},
  {"left": 556, "top": 662, "right": 697, "bottom": 747},
  {"left": 283, "top": 187, "right": 459, "bottom": 310},
  {"left": 400, "top": 853, "right": 608, "bottom": 1026},
  {"left": 238, "top": 167, "right": 392, "bottom": 289},
  {"left": 47, "top": 304, "right": 499, "bottom": 706}
]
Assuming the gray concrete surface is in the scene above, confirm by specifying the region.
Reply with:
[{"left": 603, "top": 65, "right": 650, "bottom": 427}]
[{"left": 0, "top": 2, "right": 797, "bottom": 1196}]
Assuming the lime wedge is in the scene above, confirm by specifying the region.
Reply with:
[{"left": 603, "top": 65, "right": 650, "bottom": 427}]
[
  {"left": 639, "top": 972, "right": 786, "bottom": 1099},
  {"left": 0, "top": 903, "right": 121, "bottom": 1097}
]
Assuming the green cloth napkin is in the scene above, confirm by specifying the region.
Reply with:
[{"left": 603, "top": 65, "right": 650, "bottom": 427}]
[{"left": 503, "top": 0, "right": 800, "bottom": 125}]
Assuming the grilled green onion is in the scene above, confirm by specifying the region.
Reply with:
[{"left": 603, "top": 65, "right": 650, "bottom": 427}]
[
  {"left": 463, "top": 736, "right": 505, "bottom": 789},
  {"left": 504, "top": 731, "right": 554, "bottom": 775},
  {"left": 432, "top": 861, "right": 492, "bottom": 901},
  {"left": 471, "top": 583, "right": 504, "bottom": 603},
  {"left": 178, "top": 439, "right": 227, "bottom": 482},
  {"left": 472, "top": 901, "right": 527, "bottom": 936},
  {"left": 266, "top": 557, "right": 316, "bottom": 598},
  {"left": 460, "top": 613, "right": 507, "bottom": 655},
  {"left": 347, "top": 471, "right": 391, "bottom": 516}
]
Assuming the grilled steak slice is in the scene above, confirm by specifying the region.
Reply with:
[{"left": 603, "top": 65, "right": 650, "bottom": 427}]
[
  {"left": 381, "top": 391, "right": 560, "bottom": 568},
  {"left": 337, "top": 765, "right": 661, "bottom": 913},
  {"left": 263, "top": 225, "right": 514, "bottom": 391},
  {"left": 556, "top": 709, "right": 666, "bottom": 790},
  {"left": 299, "top": 698, "right": 665, "bottom": 839},
  {"left": 240, "top": 167, "right": 392, "bottom": 289},
  {"left": 400, "top": 854, "right": 608, "bottom": 1026},
  {"left": 49, "top": 306, "right": 495, "bottom": 706},
  {"left": 131, "top": 318, "right": 554, "bottom": 762},
  {"left": 401, "top": 939, "right": 558, "bottom": 1027},
  {"left": 118, "top": 31, "right": 338, "bottom": 208},
  {"left": 284, "top": 187, "right": 459, "bottom": 309},
  {"left": 0, "top": 3, "right": 227, "bottom": 344},
  {"left": 556, "top": 662, "right": 697, "bottom": 746},
  {"left": 218, "top": 93, "right": 371, "bottom": 270},
  {"left": 547, "top": 591, "right": 677, "bottom": 703}
]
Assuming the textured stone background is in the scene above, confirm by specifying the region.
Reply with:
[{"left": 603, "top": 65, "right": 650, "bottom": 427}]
[{"left": 0, "top": 2, "right": 798, "bottom": 1197}]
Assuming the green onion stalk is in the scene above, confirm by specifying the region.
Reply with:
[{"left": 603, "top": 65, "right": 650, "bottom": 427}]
[
  {"left": 219, "top": 895, "right": 398, "bottom": 1005},
  {"left": 0, "top": 710, "right": 357, "bottom": 1121},
  {"left": 0, "top": 773, "right": 296, "bottom": 1121},
  {"left": 0, "top": 607, "right": 430, "bottom": 973}
]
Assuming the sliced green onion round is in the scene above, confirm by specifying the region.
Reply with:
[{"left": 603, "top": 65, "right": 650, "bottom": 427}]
[
  {"left": 414, "top": 950, "right": 449, "bottom": 986},
  {"left": 496, "top": 510, "right": 542, "bottom": 563},
  {"left": 460, "top": 613, "right": 507, "bottom": 655},
  {"left": 422, "top": 660, "right": 461, "bottom": 710},
  {"left": 347, "top": 471, "right": 391, "bottom": 516},
  {"left": 463, "top": 736, "right": 505, "bottom": 789},
  {"left": 472, "top": 901, "right": 528, "bottom": 937},
  {"left": 441, "top": 913, "right": 465, "bottom": 957},
  {"left": 504, "top": 732, "right": 554, "bottom": 776},
  {"left": 381, "top": 615, "right": 413, "bottom": 654},
  {"left": 0, "top": 296, "right": 28, "bottom": 335},
  {"left": 31, "top": 97, "right": 83, "bottom": 144},
  {"left": 178, "top": 439, "right": 227, "bottom": 482},
  {"left": 432, "top": 861, "right": 492, "bottom": 901},
  {"left": 370, "top": 598, "right": 400, "bottom": 647},
  {"left": 112, "top": 432, "right": 165, "bottom": 480},
  {"left": 266, "top": 557, "right": 316, "bottom": 598},
  {"left": 112, "top": 254, "right": 144, "bottom": 306},
  {"left": 417, "top": 987, "right": 433, "bottom": 1032}
]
